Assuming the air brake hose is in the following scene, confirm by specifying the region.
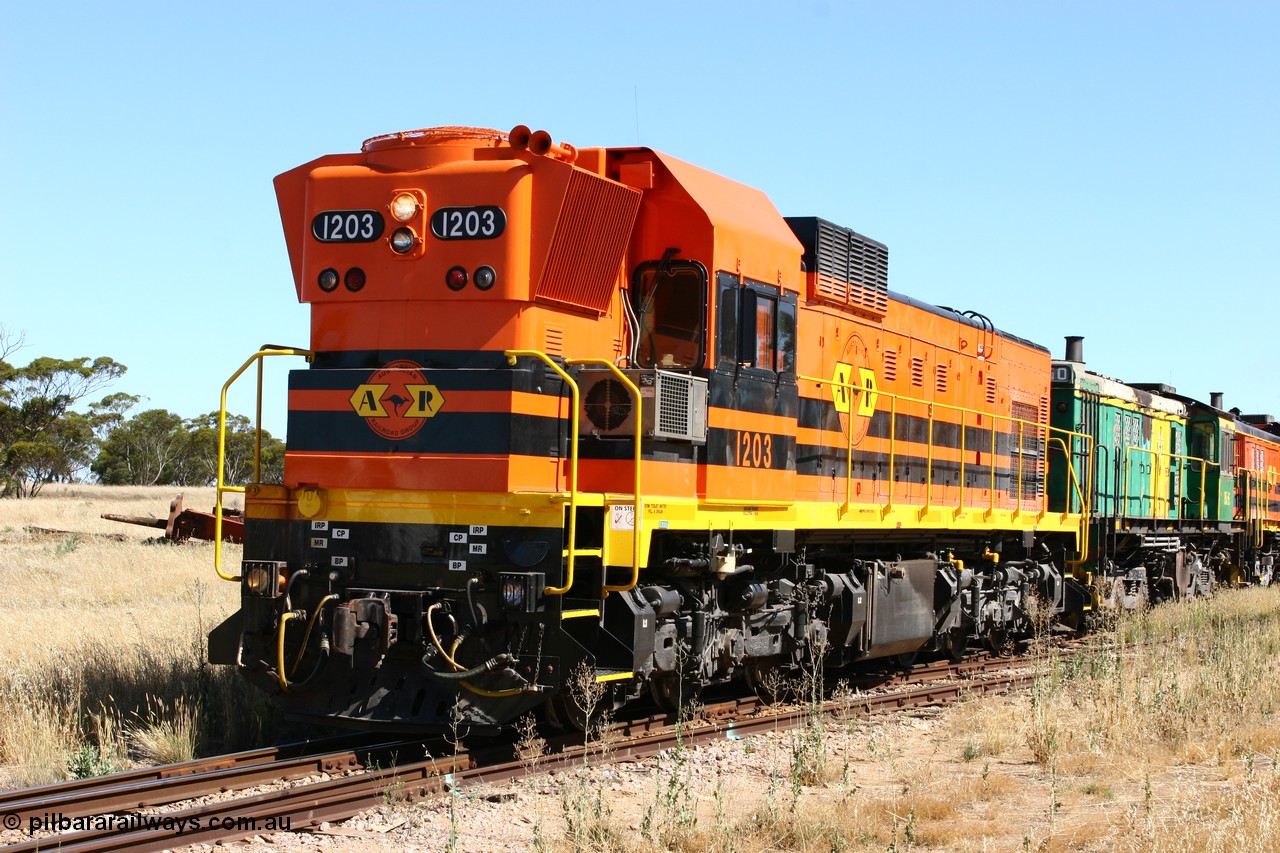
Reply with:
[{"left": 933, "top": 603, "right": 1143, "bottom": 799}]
[
  {"left": 424, "top": 602, "right": 529, "bottom": 696},
  {"left": 421, "top": 653, "right": 515, "bottom": 681},
  {"left": 290, "top": 594, "right": 338, "bottom": 676},
  {"left": 287, "top": 637, "right": 330, "bottom": 691},
  {"left": 283, "top": 568, "right": 309, "bottom": 611},
  {"left": 276, "top": 611, "right": 302, "bottom": 693}
]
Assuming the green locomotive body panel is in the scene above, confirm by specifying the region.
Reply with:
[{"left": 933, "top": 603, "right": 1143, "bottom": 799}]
[{"left": 1050, "top": 362, "right": 1197, "bottom": 526}]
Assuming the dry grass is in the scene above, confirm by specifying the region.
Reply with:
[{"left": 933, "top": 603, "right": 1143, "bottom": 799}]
[
  {"left": 0, "top": 484, "right": 273, "bottom": 788},
  {"left": 531, "top": 585, "right": 1280, "bottom": 852}
]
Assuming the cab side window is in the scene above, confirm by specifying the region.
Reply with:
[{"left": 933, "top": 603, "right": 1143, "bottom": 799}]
[
  {"left": 716, "top": 273, "right": 739, "bottom": 369},
  {"left": 717, "top": 273, "right": 797, "bottom": 376},
  {"left": 633, "top": 261, "right": 707, "bottom": 369}
]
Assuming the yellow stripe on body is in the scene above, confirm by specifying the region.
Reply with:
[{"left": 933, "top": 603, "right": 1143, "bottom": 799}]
[
  {"left": 246, "top": 481, "right": 1085, "bottom": 563},
  {"left": 244, "top": 485, "right": 564, "bottom": 528}
]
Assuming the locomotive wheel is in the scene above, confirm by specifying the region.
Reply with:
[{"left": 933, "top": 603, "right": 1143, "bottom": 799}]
[
  {"left": 544, "top": 687, "right": 592, "bottom": 732},
  {"left": 743, "top": 657, "right": 791, "bottom": 705},
  {"left": 649, "top": 672, "right": 702, "bottom": 716},
  {"left": 983, "top": 625, "right": 1014, "bottom": 657},
  {"left": 943, "top": 627, "right": 968, "bottom": 662},
  {"left": 894, "top": 651, "right": 919, "bottom": 670}
]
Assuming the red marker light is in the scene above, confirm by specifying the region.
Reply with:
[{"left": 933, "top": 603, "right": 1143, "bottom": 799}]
[
  {"left": 344, "top": 268, "right": 366, "bottom": 292},
  {"left": 446, "top": 266, "right": 468, "bottom": 291}
]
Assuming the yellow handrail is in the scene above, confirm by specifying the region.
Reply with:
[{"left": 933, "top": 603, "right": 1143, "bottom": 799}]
[
  {"left": 215, "top": 346, "right": 312, "bottom": 582},
  {"left": 1122, "top": 445, "right": 1214, "bottom": 522},
  {"left": 923, "top": 403, "right": 936, "bottom": 517},
  {"left": 1046, "top": 435, "right": 1092, "bottom": 563},
  {"left": 505, "top": 350, "right": 581, "bottom": 596},
  {"left": 1238, "top": 468, "right": 1265, "bottom": 548},
  {"left": 566, "top": 358, "right": 643, "bottom": 596},
  {"left": 808, "top": 371, "right": 1090, "bottom": 524}
]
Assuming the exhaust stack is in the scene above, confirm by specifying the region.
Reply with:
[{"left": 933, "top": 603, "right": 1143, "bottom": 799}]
[{"left": 1064, "top": 335, "right": 1084, "bottom": 363}]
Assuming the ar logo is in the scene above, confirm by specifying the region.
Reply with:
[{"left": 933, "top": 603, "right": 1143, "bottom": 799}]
[
  {"left": 830, "top": 334, "right": 879, "bottom": 446},
  {"left": 349, "top": 360, "right": 445, "bottom": 440}
]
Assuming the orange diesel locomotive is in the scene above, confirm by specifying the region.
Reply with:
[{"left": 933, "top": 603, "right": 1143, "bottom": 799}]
[{"left": 209, "top": 125, "right": 1092, "bottom": 731}]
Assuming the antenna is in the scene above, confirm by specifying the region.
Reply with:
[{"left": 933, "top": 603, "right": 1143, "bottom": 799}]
[{"left": 634, "top": 86, "right": 641, "bottom": 145}]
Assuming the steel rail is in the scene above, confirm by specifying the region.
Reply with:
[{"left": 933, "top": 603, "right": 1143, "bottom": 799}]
[
  {"left": 0, "top": 733, "right": 431, "bottom": 829},
  {"left": 0, "top": 647, "right": 1081, "bottom": 852}
]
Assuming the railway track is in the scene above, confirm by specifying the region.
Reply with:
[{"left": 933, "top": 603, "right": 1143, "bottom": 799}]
[{"left": 0, "top": 647, "right": 1058, "bottom": 852}]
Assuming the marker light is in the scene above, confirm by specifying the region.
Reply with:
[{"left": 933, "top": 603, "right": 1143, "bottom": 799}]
[
  {"left": 318, "top": 268, "right": 340, "bottom": 292},
  {"left": 391, "top": 192, "right": 420, "bottom": 222},
  {"left": 391, "top": 227, "right": 417, "bottom": 254},
  {"left": 344, "top": 267, "right": 366, "bottom": 292},
  {"left": 446, "top": 266, "right": 468, "bottom": 291},
  {"left": 474, "top": 265, "right": 496, "bottom": 290}
]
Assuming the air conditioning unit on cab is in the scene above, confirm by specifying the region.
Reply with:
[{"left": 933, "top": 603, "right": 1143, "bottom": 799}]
[{"left": 578, "top": 369, "right": 708, "bottom": 442}]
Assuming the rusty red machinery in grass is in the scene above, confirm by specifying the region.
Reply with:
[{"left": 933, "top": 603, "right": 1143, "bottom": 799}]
[
  {"left": 205, "top": 124, "right": 1278, "bottom": 733},
  {"left": 103, "top": 494, "right": 244, "bottom": 543}
]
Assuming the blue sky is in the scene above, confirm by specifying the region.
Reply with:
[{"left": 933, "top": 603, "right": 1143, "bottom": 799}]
[{"left": 3, "top": 1, "right": 1277, "bottom": 439}]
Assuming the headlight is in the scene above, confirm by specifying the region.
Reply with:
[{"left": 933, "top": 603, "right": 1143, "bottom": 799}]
[
  {"left": 390, "top": 227, "right": 417, "bottom": 254},
  {"left": 391, "top": 192, "right": 420, "bottom": 222},
  {"left": 474, "top": 265, "right": 496, "bottom": 291},
  {"left": 501, "top": 577, "right": 524, "bottom": 610},
  {"left": 246, "top": 566, "right": 271, "bottom": 594},
  {"left": 318, "top": 268, "right": 340, "bottom": 292},
  {"left": 242, "top": 561, "right": 286, "bottom": 597}
]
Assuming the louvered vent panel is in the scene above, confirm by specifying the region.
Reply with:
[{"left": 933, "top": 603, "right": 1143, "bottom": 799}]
[
  {"left": 883, "top": 349, "right": 898, "bottom": 381},
  {"left": 985, "top": 376, "right": 997, "bottom": 404},
  {"left": 935, "top": 363, "right": 948, "bottom": 394},
  {"left": 544, "top": 325, "right": 564, "bottom": 356},
  {"left": 785, "top": 217, "right": 889, "bottom": 319},
  {"left": 1010, "top": 400, "right": 1045, "bottom": 501},
  {"left": 911, "top": 357, "right": 925, "bottom": 387},
  {"left": 536, "top": 171, "right": 642, "bottom": 314}
]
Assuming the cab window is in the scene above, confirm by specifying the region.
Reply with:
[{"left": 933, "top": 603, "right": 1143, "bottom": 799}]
[
  {"left": 633, "top": 260, "right": 706, "bottom": 369},
  {"left": 717, "top": 273, "right": 797, "bottom": 375}
]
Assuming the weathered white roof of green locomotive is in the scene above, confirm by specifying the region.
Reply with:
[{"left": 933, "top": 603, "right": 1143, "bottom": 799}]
[{"left": 1052, "top": 361, "right": 1188, "bottom": 418}]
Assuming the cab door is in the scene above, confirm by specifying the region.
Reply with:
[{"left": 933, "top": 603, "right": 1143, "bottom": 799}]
[{"left": 704, "top": 272, "right": 797, "bottom": 501}]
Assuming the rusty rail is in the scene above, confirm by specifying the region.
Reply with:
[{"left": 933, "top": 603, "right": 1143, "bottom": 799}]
[{"left": 0, "top": 647, "right": 1072, "bottom": 851}]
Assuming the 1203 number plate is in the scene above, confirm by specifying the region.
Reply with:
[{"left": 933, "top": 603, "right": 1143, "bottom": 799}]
[
  {"left": 311, "top": 210, "right": 386, "bottom": 243},
  {"left": 430, "top": 206, "right": 506, "bottom": 240}
]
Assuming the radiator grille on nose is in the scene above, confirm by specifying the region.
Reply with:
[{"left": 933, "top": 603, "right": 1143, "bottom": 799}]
[{"left": 536, "top": 171, "right": 642, "bottom": 314}]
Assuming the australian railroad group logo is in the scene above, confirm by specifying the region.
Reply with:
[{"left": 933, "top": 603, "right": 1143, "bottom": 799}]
[
  {"left": 830, "top": 334, "right": 879, "bottom": 446},
  {"left": 349, "top": 360, "right": 445, "bottom": 440}
]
